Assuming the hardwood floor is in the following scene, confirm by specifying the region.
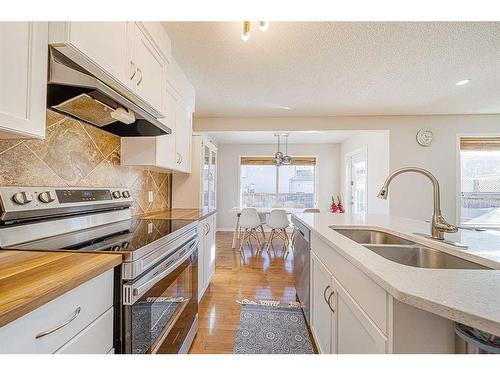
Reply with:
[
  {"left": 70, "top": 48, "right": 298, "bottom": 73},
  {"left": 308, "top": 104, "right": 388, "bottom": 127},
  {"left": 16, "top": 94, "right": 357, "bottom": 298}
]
[{"left": 189, "top": 231, "right": 297, "bottom": 354}]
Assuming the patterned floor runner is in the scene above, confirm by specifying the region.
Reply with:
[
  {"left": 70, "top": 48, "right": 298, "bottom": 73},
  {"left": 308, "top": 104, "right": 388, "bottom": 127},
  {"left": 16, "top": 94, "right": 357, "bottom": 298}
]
[{"left": 233, "top": 300, "right": 314, "bottom": 354}]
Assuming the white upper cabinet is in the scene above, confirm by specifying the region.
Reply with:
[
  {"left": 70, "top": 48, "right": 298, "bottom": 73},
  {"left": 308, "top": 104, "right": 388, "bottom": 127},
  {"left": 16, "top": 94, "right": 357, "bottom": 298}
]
[
  {"left": 129, "top": 23, "right": 166, "bottom": 114},
  {"left": 0, "top": 22, "right": 48, "bottom": 139},
  {"left": 64, "top": 22, "right": 130, "bottom": 88},
  {"left": 174, "top": 96, "right": 193, "bottom": 173},
  {"left": 121, "top": 54, "right": 195, "bottom": 174},
  {"left": 49, "top": 22, "right": 168, "bottom": 116}
]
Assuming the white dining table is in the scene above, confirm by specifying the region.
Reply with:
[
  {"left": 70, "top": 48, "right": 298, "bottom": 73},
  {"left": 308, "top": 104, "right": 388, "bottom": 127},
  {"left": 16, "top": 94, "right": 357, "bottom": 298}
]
[{"left": 229, "top": 206, "right": 311, "bottom": 248}]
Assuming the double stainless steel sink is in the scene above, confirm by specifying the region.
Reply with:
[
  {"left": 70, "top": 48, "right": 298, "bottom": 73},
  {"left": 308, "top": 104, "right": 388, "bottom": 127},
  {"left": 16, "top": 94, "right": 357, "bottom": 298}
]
[{"left": 332, "top": 228, "right": 488, "bottom": 270}]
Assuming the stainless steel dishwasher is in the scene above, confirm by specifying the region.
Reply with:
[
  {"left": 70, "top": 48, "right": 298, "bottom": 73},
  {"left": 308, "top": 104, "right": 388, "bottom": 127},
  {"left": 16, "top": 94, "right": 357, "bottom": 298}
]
[{"left": 291, "top": 216, "right": 311, "bottom": 326}]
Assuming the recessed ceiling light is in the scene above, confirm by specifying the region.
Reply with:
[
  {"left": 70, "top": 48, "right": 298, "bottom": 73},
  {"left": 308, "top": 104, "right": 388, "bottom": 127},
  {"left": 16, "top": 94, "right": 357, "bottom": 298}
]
[
  {"left": 456, "top": 79, "right": 471, "bottom": 86},
  {"left": 277, "top": 106, "right": 291, "bottom": 110},
  {"left": 304, "top": 130, "right": 324, "bottom": 134}
]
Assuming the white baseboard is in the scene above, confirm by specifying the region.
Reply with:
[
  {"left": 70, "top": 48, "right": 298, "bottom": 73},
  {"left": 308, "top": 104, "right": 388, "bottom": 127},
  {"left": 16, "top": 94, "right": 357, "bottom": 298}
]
[{"left": 216, "top": 227, "right": 234, "bottom": 232}]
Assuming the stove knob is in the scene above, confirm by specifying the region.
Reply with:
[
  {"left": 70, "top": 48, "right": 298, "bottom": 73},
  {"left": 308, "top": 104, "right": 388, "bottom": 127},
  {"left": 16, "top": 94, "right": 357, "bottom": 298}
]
[
  {"left": 122, "top": 190, "right": 131, "bottom": 198},
  {"left": 12, "top": 191, "right": 33, "bottom": 205},
  {"left": 112, "top": 191, "right": 122, "bottom": 199},
  {"left": 38, "top": 191, "right": 56, "bottom": 203},
  {"left": 111, "top": 245, "right": 122, "bottom": 251}
]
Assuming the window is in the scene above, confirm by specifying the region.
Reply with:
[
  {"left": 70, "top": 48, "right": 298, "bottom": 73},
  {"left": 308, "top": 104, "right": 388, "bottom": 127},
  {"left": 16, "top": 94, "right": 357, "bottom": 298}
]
[
  {"left": 240, "top": 157, "right": 316, "bottom": 208},
  {"left": 460, "top": 137, "right": 500, "bottom": 229}
]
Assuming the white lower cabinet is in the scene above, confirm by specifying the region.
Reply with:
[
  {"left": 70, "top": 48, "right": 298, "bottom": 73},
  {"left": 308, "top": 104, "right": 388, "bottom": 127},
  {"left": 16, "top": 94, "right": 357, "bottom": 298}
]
[
  {"left": 55, "top": 308, "right": 114, "bottom": 354},
  {"left": 198, "top": 213, "right": 216, "bottom": 301},
  {"left": 310, "top": 233, "right": 456, "bottom": 354},
  {"left": 311, "top": 251, "right": 388, "bottom": 354},
  {"left": 0, "top": 270, "right": 114, "bottom": 354},
  {"left": 333, "top": 277, "right": 387, "bottom": 354},
  {"left": 310, "top": 253, "right": 334, "bottom": 354}
]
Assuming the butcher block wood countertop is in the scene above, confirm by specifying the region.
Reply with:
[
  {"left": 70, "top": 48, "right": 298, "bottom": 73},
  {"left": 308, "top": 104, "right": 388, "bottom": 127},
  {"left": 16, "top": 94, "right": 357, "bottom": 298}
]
[
  {"left": 0, "top": 251, "right": 121, "bottom": 328},
  {"left": 141, "top": 208, "right": 216, "bottom": 221}
]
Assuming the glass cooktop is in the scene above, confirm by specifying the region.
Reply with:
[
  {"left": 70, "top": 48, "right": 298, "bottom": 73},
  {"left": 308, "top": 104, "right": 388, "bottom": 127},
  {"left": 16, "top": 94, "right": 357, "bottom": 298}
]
[{"left": 8, "top": 217, "right": 196, "bottom": 254}]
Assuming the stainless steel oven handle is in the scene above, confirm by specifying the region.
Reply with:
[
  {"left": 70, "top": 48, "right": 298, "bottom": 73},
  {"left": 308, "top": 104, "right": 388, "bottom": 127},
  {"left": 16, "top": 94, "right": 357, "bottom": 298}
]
[{"left": 132, "top": 239, "right": 199, "bottom": 298}]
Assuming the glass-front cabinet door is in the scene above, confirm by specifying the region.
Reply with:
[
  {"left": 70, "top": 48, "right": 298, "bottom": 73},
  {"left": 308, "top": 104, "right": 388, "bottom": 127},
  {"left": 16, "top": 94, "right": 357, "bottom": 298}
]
[
  {"left": 202, "top": 144, "right": 210, "bottom": 211},
  {"left": 209, "top": 149, "right": 217, "bottom": 211}
]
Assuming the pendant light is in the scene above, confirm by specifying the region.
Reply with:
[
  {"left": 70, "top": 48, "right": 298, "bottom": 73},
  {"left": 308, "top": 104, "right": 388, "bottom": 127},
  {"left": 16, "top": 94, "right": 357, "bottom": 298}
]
[
  {"left": 282, "top": 133, "right": 292, "bottom": 165},
  {"left": 274, "top": 133, "right": 292, "bottom": 166},
  {"left": 274, "top": 133, "right": 283, "bottom": 166}
]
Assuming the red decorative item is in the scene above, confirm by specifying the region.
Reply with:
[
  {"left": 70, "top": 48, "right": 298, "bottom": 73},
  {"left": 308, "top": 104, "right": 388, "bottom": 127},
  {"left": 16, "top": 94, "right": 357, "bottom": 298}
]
[
  {"left": 330, "top": 196, "right": 338, "bottom": 213},
  {"left": 337, "top": 195, "right": 345, "bottom": 213}
]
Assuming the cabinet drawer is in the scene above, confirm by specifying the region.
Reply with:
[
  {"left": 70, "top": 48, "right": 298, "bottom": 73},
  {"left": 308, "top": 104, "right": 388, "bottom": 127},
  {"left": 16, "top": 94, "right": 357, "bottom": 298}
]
[
  {"left": 0, "top": 270, "right": 113, "bottom": 354},
  {"left": 56, "top": 308, "right": 113, "bottom": 354},
  {"left": 311, "top": 233, "right": 388, "bottom": 334}
]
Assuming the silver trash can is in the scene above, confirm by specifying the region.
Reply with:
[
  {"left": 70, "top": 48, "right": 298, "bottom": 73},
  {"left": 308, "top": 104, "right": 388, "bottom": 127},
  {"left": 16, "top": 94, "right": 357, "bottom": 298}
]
[{"left": 455, "top": 323, "right": 500, "bottom": 354}]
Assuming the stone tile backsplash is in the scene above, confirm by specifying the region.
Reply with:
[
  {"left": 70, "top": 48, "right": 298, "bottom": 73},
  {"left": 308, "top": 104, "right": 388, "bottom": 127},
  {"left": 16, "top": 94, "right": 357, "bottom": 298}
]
[{"left": 0, "top": 110, "right": 171, "bottom": 216}]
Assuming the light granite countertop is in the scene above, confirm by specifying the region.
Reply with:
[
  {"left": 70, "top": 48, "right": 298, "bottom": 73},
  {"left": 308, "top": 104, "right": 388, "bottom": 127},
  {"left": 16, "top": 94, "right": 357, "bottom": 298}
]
[{"left": 292, "top": 213, "right": 500, "bottom": 336}]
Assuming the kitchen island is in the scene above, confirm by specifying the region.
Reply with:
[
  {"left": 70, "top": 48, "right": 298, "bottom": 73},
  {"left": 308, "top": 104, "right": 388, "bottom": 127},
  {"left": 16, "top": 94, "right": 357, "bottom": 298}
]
[{"left": 292, "top": 213, "right": 500, "bottom": 353}]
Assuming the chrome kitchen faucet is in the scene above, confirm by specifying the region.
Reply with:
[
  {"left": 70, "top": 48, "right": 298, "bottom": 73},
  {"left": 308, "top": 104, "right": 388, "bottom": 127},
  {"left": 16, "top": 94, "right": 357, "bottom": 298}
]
[{"left": 377, "top": 167, "right": 467, "bottom": 248}]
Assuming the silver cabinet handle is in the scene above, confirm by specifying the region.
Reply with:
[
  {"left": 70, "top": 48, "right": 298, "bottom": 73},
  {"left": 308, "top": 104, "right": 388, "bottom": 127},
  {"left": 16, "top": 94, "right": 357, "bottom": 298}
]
[
  {"left": 327, "top": 290, "right": 335, "bottom": 313},
  {"left": 323, "top": 285, "right": 330, "bottom": 304},
  {"left": 136, "top": 67, "right": 143, "bottom": 85},
  {"left": 179, "top": 154, "right": 183, "bottom": 164},
  {"left": 205, "top": 222, "right": 210, "bottom": 236},
  {"left": 35, "top": 307, "right": 81, "bottom": 339},
  {"left": 130, "top": 61, "right": 136, "bottom": 79}
]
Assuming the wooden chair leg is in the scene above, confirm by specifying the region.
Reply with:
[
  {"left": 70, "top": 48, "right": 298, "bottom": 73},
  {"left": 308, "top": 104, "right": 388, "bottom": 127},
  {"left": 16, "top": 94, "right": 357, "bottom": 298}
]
[
  {"left": 239, "top": 229, "right": 249, "bottom": 253},
  {"left": 247, "top": 230, "right": 254, "bottom": 250},
  {"left": 260, "top": 225, "right": 266, "bottom": 241},
  {"left": 265, "top": 229, "right": 275, "bottom": 255},
  {"left": 254, "top": 228, "right": 263, "bottom": 252},
  {"left": 283, "top": 230, "right": 292, "bottom": 258}
]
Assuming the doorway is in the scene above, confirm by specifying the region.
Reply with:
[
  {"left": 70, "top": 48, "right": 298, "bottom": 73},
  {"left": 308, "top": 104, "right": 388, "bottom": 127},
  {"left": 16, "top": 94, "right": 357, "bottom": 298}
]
[{"left": 346, "top": 147, "right": 368, "bottom": 215}]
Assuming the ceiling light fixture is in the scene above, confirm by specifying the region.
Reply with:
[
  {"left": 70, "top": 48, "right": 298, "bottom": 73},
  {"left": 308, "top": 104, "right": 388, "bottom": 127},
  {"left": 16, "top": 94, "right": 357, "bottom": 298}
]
[
  {"left": 241, "top": 21, "right": 269, "bottom": 41},
  {"left": 456, "top": 79, "right": 471, "bottom": 86},
  {"left": 274, "top": 133, "right": 292, "bottom": 166},
  {"left": 241, "top": 21, "right": 251, "bottom": 41}
]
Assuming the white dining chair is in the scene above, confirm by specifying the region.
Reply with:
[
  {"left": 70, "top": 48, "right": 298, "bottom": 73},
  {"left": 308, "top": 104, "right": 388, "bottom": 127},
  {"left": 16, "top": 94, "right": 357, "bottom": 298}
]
[
  {"left": 271, "top": 203, "right": 284, "bottom": 208},
  {"left": 264, "top": 209, "right": 291, "bottom": 257},
  {"left": 293, "top": 203, "right": 305, "bottom": 208},
  {"left": 238, "top": 208, "right": 263, "bottom": 254}
]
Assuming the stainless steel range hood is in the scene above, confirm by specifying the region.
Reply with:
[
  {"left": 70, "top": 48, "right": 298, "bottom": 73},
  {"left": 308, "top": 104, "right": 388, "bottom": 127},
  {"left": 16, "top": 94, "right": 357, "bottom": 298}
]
[{"left": 47, "top": 48, "right": 171, "bottom": 137}]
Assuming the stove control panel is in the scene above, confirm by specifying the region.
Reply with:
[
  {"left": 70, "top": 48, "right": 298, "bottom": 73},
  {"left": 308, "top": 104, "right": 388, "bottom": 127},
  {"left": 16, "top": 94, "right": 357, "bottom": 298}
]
[{"left": 0, "top": 186, "right": 135, "bottom": 222}]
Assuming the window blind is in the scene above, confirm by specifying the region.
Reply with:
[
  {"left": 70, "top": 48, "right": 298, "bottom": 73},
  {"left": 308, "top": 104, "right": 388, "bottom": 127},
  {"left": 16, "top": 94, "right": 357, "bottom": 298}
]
[
  {"left": 240, "top": 156, "right": 316, "bottom": 166},
  {"left": 460, "top": 137, "right": 500, "bottom": 151}
]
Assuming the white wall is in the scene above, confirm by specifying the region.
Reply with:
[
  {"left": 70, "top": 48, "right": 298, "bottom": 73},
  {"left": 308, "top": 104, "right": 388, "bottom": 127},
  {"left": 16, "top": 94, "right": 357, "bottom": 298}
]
[
  {"left": 340, "top": 131, "right": 390, "bottom": 215},
  {"left": 197, "top": 114, "right": 500, "bottom": 224},
  {"left": 216, "top": 143, "right": 340, "bottom": 229}
]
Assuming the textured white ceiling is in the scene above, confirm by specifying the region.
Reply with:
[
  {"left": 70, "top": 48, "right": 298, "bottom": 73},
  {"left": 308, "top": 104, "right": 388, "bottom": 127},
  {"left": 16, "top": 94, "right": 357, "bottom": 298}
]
[
  {"left": 162, "top": 22, "right": 500, "bottom": 117},
  {"left": 206, "top": 130, "right": 360, "bottom": 144}
]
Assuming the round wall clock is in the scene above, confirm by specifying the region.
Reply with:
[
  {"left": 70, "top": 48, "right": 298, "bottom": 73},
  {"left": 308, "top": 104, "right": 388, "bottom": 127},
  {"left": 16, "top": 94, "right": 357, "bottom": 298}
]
[{"left": 416, "top": 128, "right": 434, "bottom": 147}]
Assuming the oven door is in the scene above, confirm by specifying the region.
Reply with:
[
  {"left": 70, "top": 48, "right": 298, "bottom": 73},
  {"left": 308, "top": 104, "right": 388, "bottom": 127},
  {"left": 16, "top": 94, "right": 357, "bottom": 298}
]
[{"left": 122, "top": 237, "right": 198, "bottom": 354}]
